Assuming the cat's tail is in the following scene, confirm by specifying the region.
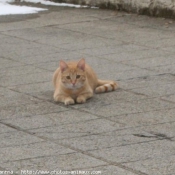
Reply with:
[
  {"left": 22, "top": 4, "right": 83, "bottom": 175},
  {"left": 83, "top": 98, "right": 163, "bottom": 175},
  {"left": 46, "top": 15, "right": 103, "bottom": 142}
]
[{"left": 95, "top": 79, "right": 118, "bottom": 93}]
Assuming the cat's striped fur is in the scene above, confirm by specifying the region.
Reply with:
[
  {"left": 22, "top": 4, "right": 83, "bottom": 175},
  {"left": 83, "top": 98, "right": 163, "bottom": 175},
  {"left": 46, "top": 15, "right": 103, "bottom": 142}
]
[
  {"left": 53, "top": 58, "right": 118, "bottom": 105},
  {"left": 95, "top": 80, "right": 117, "bottom": 93}
]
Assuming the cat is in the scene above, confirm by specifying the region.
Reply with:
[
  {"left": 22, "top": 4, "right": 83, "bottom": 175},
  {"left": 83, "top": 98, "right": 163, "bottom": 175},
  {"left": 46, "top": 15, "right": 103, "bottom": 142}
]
[{"left": 53, "top": 58, "right": 118, "bottom": 105}]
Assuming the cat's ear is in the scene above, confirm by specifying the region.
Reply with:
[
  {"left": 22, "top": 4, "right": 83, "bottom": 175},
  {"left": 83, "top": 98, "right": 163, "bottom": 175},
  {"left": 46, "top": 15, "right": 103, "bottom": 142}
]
[
  {"left": 77, "top": 58, "right": 85, "bottom": 71},
  {"left": 59, "top": 60, "right": 68, "bottom": 72}
]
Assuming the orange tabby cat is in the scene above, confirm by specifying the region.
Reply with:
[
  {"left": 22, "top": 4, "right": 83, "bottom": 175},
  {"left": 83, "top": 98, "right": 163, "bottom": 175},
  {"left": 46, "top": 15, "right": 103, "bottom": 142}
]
[{"left": 53, "top": 58, "right": 117, "bottom": 105}]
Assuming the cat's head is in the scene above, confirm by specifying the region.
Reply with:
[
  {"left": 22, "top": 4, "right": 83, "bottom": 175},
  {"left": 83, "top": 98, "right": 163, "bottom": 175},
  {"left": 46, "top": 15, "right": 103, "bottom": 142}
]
[{"left": 59, "top": 58, "right": 86, "bottom": 89}]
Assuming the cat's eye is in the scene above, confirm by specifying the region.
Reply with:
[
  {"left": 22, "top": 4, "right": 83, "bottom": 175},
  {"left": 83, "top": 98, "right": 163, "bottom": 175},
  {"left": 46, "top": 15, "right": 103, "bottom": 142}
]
[
  {"left": 66, "top": 76, "right": 71, "bottom": 79},
  {"left": 76, "top": 75, "right": 80, "bottom": 79}
]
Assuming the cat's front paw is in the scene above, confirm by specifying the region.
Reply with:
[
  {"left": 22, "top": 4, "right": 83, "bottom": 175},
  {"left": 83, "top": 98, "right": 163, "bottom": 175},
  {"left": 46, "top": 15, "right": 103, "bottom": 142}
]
[
  {"left": 64, "top": 98, "right": 75, "bottom": 105},
  {"left": 76, "top": 96, "right": 86, "bottom": 104}
]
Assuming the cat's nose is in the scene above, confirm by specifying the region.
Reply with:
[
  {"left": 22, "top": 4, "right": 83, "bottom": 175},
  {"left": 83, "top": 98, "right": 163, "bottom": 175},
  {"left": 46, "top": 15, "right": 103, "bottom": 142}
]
[{"left": 72, "top": 81, "right": 76, "bottom": 85}]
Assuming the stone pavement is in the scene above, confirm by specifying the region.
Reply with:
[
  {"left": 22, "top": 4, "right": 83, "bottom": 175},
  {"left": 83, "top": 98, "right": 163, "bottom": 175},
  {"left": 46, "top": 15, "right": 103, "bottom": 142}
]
[{"left": 0, "top": 3, "right": 175, "bottom": 175}]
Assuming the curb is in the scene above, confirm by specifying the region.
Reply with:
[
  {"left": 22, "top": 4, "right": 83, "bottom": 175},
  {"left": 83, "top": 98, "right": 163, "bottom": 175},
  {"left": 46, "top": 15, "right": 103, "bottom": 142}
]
[{"left": 53, "top": 0, "right": 175, "bottom": 19}]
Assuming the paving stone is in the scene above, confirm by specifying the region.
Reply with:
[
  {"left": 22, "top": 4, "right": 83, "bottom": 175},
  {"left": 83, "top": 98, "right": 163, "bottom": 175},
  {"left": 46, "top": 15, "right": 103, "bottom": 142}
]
[
  {"left": 98, "top": 48, "right": 171, "bottom": 62},
  {"left": 109, "top": 108, "right": 175, "bottom": 127},
  {"left": 20, "top": 51, "right": 82, "bottom": 65},
  {"left": 1, "top": 3, "right": 175, "bottom": 174},
  {"left": 0, "top": 71, "right": 52, "bottom": 87},
  {"left": 0, "top": 65, "right": 45, "bottom": 76},
  {"left": 153, "top": 64, "right": 175, "bottom": 74},
  {"left": 139, "top": 37, "right": 175, "bottom": 49},
  {"left": 118, "top": 74, "right": 175, "bottom": 90},
  {"left": 0, "top": 87, "right": 42, "bottom": 107},
  {"left": 0, "top": 131, "right": 43, "bottom": 148},
  {"left": 57, "top": 18, "right": 123, "bottom": 36},
  {"left": 28, "top": 119, "right": 119, "bottom": 140},
  {"left": 122, "top": 55, "right": 175, "bottom": 69},
  {"left": 0, "top": 141, "right": 75, "bottom": 164},
  {"left": 29, "top": 10, "right": 96, "bottom": 26},
  {"left": 1, "top": 110, "right": 98, "bottom": 130},
  {"left": 72, "top": 90, "right": 148, "bottom": 109},
  {"left": 0, "top": 123, "right": 16, "bottom": 134},
  {"left": 142, "top": 122, "right": 175, "bottom": 139},
  {"left": 0, "top": 101, "right": 67, "bottom": 120},
  {"left": 123, "top": 155, "right": 175, "bottom": 175},
  {"left": 100, "top": 68, "right": 157, "bottom": 81},
  {"left": 0, "top": 20, "right": 43, "bottom": 32},
  {"left": 0, "top": 36, "right": 40, "bottom": 50},
  {"left": 79, "top": 98, "right": 175, "bottom": 118},
  {"left": 88, "top": 140, "right": 175, "bottom": 164},
  {"left": 57, "top": 128, "right": 157, "bottom": 152},
  {"left": 130, "top": 82, "right": 175, "bottom": 97},
  {"left": 10, "top": 81, "right": 53, "bottom": 94},
  {"left": 161, "top": 94, "right": 175, "bottom": 103},
  {"left": 59, "top": 35, "right": 125, "bottom": 50},
  {"left": 0, "top": 59, "right": 25, "bottom": 70},
  {"left": 78, "top": 44, "right": 148, "bottom": 56},
  {"left": 1, "top": 152, "right": 107, "bottom": 172},
  {"left": 162, "top": 45, "right": 175, "bottom": 53}
]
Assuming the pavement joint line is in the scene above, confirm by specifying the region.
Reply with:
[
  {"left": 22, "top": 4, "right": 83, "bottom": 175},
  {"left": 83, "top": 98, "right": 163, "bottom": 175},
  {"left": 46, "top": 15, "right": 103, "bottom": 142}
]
[
  {"left": 2, "top": 107, "right": 174, "bottom": 140},
  {"left": 112, "top": 18, "right": 175, "bottom": 32},
  {"left": 1, "top": 80, "right": 51, "bottom": 88},
  {"left": 2, "top": 97, "right": 175, "bottom": 141},
  {"left": 1, "top": 107, "right": 174, "bottom": 174},
  {"left": 116, "top": 73, "right": 175, "bottom": 82},
  {"left": 55, "top": 26, "right": 167, "bottom": 50},
  {"left": 2, "top": 152, "right": 77, "bottom": 164},
  {"left": 0, "top": 140, "right": 48, "bottom": 149},
  {"left": 124, "top": 87, "right": 175, "bottom": 104},
  {"left": 7, "top": 85, "right": 175, "bottom": 124},
  {"left": 1, "top": 116, "right": 175, "bottom": 149},
  {"left": 1, "top": 6, "right": 175, "bottom": 174},
  {"left": 97, "top": 51, "right": 175, "bottom": 63},
  {"left": 0, "top": 32, "right": 70, "bottom": 51},
  {"left": 119, "top": 61, "right": 165, "bottom": 71},
  {"left": 1, "top": 125, "right": 148, "bottom": 175}
]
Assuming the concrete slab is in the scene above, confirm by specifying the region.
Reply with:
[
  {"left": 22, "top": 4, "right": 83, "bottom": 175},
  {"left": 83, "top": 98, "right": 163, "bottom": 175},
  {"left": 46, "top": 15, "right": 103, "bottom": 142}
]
[
  {"left": 1, "top": 153, "right": 107, "bottom": 172},
  {"left": 0, "top": 131, "right": 43, "bottom": 148},
  {"left": 0, "top": 141, "right": 75, "bottom": 164},
  {"left": 123, "top": 155, "right": 175, "bottom": 175},
  {"left": 0, "top": 3, "right": 175, "bottom": 175},
  {"left": 1, "top": 110, "right": 99, "bottom": 130},
  {"left": 88, "top": 140, "right": 175, "bottom": 163},
  {"left": 57, "top": 128, "right": 158, "bottom": 152},
  {"left": 0, "top": 102, "right": 67, "bottom": 120},
  {"left": 0, "top": 71, "right": 52, "bottom": 87},
  {"left": 28, "top": 118, "right": 119, "bottom": 140}
]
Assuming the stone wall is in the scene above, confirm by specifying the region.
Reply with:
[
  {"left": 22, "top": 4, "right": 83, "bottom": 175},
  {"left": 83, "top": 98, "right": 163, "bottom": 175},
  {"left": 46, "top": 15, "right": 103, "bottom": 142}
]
[{"left": 54, "top": 0, "right": 175, "bottom": 18}]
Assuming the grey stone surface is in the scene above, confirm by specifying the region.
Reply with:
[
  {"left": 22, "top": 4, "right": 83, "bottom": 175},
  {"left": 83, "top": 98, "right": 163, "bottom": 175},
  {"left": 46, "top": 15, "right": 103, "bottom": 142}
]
[
  {"left": 1, "top": 152, "right": 107, "bottom": 172},
  {"left": 0, "top": 102, "right": 67, "bottom": 120},
  {"left": 109, "top": 108, "right": 175, "bottom": 127},
  {"left": 130, "top": 82, "right": 175, "bottom": 97},
  {"left": 0, "top": 71, "right": 52, "bottom": 87},
  {"left": 1, "top": 3, "right": 175, "bottom": 175},
  {"left": 123, "top": 155, "right": 175, "bottom": 175},
  {"left": 0, "top": 87, "right": 42, "bottom": 107},
  {"left": 28, "top": 118, "right": 119, "bottom": 140},
  {"left": 1, "top": 110, "right": 99, "bottom": 130},
  {"left": 57, "top": 128, "right": 158, "bottom": 151},
  {"left": 0, "top": 131, "right": 44, "bottom": 148},
  {"left": 0, "top": 141, "right": 75, "bottom": 164},
  {"left": 78, "top": 98, "right": 175, "bottom": 117},
  {"left": 88, "top": 140, "right": 175, "bottom": 163}
]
